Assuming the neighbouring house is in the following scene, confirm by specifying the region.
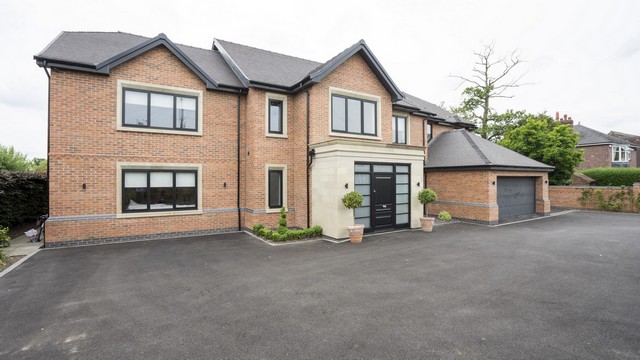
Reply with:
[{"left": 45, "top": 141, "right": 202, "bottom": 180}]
[
  {"left": 570, "top": 122, "right": 638, "bottom": 170},
  {"left": 609, "top": 131, "right": 640, "bottom": 167},
  {"left": 34, "top": 31, "right": 552, "bottom": 247}
]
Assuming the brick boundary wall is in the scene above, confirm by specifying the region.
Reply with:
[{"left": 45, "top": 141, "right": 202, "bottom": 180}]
[{"left": 549, "top": 183, "right": 640, "bottom": 213}]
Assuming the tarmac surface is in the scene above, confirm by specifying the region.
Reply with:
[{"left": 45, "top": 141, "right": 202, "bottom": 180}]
[{"left": 1, "top": 211, "right": 639, "bottom": 359}]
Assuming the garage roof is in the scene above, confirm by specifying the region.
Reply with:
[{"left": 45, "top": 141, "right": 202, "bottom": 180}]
[{"left": 425, "top": 130, "right": 554, "bottom": 171}]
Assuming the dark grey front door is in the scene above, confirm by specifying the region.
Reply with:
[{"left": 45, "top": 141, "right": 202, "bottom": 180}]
[
  {"left": 497, "top": 177, "right": 536, "bottom": 220},
  {"left": 373, "top": 174, "right": 394, "bottom": 229}
]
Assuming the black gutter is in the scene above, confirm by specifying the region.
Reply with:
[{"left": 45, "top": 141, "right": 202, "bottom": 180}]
[
  {"left": 236, "top": 93, "right": 241, "bottom": 231},
  {"left": 305, "top": 90, "right": 311, "bottom": 228},
  {"left": 43, "top": 63, "right": 51, "bottom": 247}
]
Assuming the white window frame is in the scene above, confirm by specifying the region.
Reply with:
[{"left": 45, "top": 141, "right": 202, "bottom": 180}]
[
  {"left": 265, "top": 93, "right": 288, "bottom": 138},
  {"left": 116, "top": 162, "right": 203, "bottom": 218},
  {"left": 117, "top": 80, "right": 203, "bottom": 136},
  {"left": 329, "top": 87, "right": 382, "bottom": 140},
  {"left": 612, "top": 145, "right": 630, "bottom": 162},
  {"left": 264, "top": 164, "right": 287, "bottom": 213}
]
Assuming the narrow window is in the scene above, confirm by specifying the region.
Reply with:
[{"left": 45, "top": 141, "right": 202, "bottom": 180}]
[
  {"left": 268, "top": 100, "right": 283, "bottom": 134},
  {"left": 392, "top": 116, "right": 406, "bottom": 144},
  {"left": 268, "top": 170, "right": 283, "bottom": 209},
  {"left": 426, "top": 123, "right": 433, "bottom": 142}
]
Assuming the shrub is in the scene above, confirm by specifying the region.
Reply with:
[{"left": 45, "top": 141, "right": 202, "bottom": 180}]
[
  {"left": 252, "top": 223, "right": 322, "bottom": 242},
  {"left": 278, "top": 207, "right": 287, "bottom": 228},
  {"left": 0, "top": 248, "right": 5, "bottom": 266},
  {"left": 0, "top": 226, "right": 10, "bottom": 248},
  {"left": 418, "top": 188, "right": 437, "bottom": 205},
  {"left": 0, "top": 171, "right": 48, "bottom": 227},
  {"left": 580, "top": 168, "right": 640, "bottom": 187},
  {"left": 341, "top": 191, "right": 363, "bottom": 210},
  {"left": 437, "top": 211, "right": 452, "bottom": 221}
]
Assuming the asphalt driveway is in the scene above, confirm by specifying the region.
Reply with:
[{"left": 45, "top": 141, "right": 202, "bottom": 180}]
[{"left": 1, "top": 211, "right": 639, "bottom": 359}]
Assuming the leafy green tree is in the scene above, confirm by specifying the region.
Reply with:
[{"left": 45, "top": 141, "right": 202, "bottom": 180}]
[
  {"left": 499, "top": 117, "right": 583, "bottom": 185},
  {"left": 0, "top": 145, "right": 33, "bottom": 171},
  {"left": 451, "top": 44, "right": 527, "bottom": 141},
  {"left": 32, "top": 158, "right": 47, "bottom": 172}
]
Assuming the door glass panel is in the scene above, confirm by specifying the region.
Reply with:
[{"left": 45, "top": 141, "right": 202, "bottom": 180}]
[
  {"left": 354, "top": 207, "right": 369, "bottom": 218},
  {"left": 396, "top": 194, "right": 408, "bottom": 203},
  {"left": 396, "top": 204, "right": 409, "bottom": 214},
  {"left": 355, "top": 174, "right": 370, "bottom": 185},
  {"left": 396, "top": 165, "right": 409, "bottom": 173},
  {"left": 354, "top": 185, "right": 370, "bottom": 195},
  {"left": 373, "top": 165, "right": 393, "bottom": 173},
  {"left": 396, "top": 184, "right": 409, "bottom": 194},
  {"left": 361, "top": 196, "right": 370, "bottom": 207},
  {"left": 396, "top": 214, "right": 409, "bottom": 224},
  {"left": 354, "top": 164, "right": 370, "bottom": 172},
  {"left": 356, "top": 217, "right": 370, "bottom": 228},
  {"left": 396, "top": 174, "right": 409, "bottom": 184}
]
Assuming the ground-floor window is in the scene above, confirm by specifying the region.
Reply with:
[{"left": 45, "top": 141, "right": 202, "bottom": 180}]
[
  {"left": 268, "top": 169, "right": 283, "bottom": 209},
  {"left": 354, "top": 162, "right": 411, "bottom": 231},
  {"left": 123, "top": 170, "right": 197, "bottom": 212},
  {"left": 265, "top": 164, "right": 287, "bottom": 212}
]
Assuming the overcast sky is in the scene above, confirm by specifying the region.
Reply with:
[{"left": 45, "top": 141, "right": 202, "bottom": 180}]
[{"left": 2, "top": 0, "right": 639, "bottom": 158}]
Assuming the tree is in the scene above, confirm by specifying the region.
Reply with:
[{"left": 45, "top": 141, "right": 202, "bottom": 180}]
[
  {"left": 0, "top": 145, "right": 33, "bottom": 172},
  {"left": 451, "top": 44, "right": 527, "bottom": 141},
  {"left": 499, "top": 117, "right": 583, "bottom": 185}
]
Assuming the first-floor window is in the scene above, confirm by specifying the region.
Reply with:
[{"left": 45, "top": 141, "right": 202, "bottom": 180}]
[
  {"left": 268, "top": 99, "right": 283, "bottom": 134},
  {"left": 613, "top": 145, "right": 630, "bottom": 162},
  {"left": 426, "top": 123, "right": 433, "bottom": 142},
  {"left": 123, "top": 170, "right": 197, "bottom": 212},
  {"left": 123, "top": 88, "right": 198, "bottom": 131},
  {"left": 268, "top": 170, "right": 283, "bottom": 209},
  {"left": 331, "top": 94, "right": 377, "bottom": 136},
  {"left": 392, "top": 116, "right": 406, "bottom": 144}
]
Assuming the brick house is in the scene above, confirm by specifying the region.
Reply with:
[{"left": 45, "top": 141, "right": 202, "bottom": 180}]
[
  {"left": 34, "top": 32, "right": 552, "bottom": 246},
  {"left": 572, "top": 124, "right": 638, "bottom": 170}
]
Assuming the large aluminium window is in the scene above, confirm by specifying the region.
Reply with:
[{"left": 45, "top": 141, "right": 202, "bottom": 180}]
[
  {"left": 612, "top": 145, "right": 630, "bottom": 162},
  {"left": 123, "top": 170, "right": 197, "bottom": 212},
  {"left": 392, "top": 116, "right": 407, "bottom": 144},
  {"left": 331, "top": 94, "right": 377, "bottom": 136},
  {"left": 123, "top": 88, "right": 198, "bottom": 131}
]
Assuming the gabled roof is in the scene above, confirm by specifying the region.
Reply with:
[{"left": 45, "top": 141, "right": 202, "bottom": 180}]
[
  {"left": 608, "top": 131, "right": 640, "bottom": 147},
  {"left": 212, "top": 39, "right": 321, "bottom": 89},
  {"left": 34, "top": 32, "right": 244, "bottom": 90},
  {"left": 394, "top": 92, "right": 476, "bottom": 129},
  {"left": 425, "top": 129, "right": 553, "bottom": 171},
  {"left": 574, "top": 124, "right": 631, "bottom": 146},
  {"left": 213, "top": 39, "right": 404, "bottom": 100}
]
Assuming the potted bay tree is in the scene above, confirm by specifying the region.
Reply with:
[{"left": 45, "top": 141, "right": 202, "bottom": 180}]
[
  {"left": 418, "top": 188, "right": 437, "bottom": 232},
  {"left": 342, "top": 191, "right": 364, "bottom": 243}
]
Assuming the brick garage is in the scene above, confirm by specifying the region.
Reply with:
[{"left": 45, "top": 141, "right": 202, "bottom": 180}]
[{"left": 425, "top": 130, "right": 552, "bottom": 224}]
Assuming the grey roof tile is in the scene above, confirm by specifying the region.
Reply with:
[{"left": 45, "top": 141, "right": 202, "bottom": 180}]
[
  {"left": 214, "top": 39, "right": 321, "bottom": 88},
  {"left": 608, "top": 131, "right": 640, "bottom": 147},
  {"left": 397, "top": 92, "right": 475, "bottom": 128},
  {"left": 574, "top": 124, "right": 631, "bottom": 146},
  {"left": 425, "top": 129, "right": 553, "bottom": 170},
  {"left": 35, "top": 31, "right": 243, "bottom": 88}
]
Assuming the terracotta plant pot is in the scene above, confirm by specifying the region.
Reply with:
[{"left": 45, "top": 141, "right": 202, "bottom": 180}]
[
  {"left": 347, "top": 224, "right": 365, "bottom": 243},
  {"left": 420, "top": 217, "right": 435, "bottom": 232}
]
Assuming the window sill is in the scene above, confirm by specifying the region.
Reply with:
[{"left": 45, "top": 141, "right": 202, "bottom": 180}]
[
  {"left": 266, "top": 208, "right": 285, "bottom": 214},
  {"left": 266, "top": 133, "right": 288, "bottom": 139},
  {"left": 330, "top": 132, "right": 381, "bottom": 141},
  {"left": 116, "top": 209, "right": 203, "bottom": 219},
  {"left": 117, "top": 126, "right": 202, "bottom": 136}
]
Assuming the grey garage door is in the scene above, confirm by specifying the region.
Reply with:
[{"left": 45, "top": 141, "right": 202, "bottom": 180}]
[{"left": 497, "top": 177, "right": 536, "bottom": 220}]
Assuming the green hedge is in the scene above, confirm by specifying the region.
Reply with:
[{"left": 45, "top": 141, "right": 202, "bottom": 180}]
[
  {"left": 252, "top": 223, "right": 322, "bottom": 242},
  {"left": 580, "top": 168, "right": 640, "bottom": 186},
  {"left": 0, "top": 171, "right": 48, "bottom": 227}
]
